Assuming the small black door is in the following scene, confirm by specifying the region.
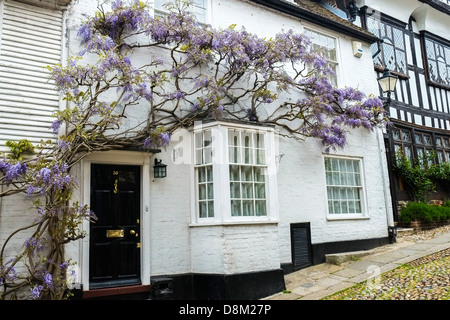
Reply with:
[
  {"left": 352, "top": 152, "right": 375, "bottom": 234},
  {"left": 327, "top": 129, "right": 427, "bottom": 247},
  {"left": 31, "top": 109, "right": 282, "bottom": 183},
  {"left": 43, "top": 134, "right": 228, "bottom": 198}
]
[
  {"left": 89, "top": 164, "right": 141, "bottom": 289},
  {"left": 291, "top": 223, "right": 313, "bottom": 270}
]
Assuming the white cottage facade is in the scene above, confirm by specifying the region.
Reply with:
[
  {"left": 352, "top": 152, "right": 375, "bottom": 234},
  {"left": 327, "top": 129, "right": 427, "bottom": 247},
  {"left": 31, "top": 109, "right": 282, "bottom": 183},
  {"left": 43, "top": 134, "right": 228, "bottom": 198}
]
[{"left": 1, "top": 0, "right": 397, "bottom": 300}]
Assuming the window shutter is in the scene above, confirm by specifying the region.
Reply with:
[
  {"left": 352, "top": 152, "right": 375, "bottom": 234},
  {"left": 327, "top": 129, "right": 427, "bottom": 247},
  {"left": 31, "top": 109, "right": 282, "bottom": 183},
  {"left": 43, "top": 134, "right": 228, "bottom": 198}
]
[{"left": 0, "top": 0, "right": 62, "bottom": 152}]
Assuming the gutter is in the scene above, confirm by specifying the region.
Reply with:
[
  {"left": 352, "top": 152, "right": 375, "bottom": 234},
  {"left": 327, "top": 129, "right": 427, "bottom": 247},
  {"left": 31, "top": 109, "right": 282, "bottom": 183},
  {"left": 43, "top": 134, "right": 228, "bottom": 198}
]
[
  {"left": 417, "top": 0, "right": 450, "bottom": 14},
  {"left": 247, "top": 0, "right": 379, "bottom": 44}
]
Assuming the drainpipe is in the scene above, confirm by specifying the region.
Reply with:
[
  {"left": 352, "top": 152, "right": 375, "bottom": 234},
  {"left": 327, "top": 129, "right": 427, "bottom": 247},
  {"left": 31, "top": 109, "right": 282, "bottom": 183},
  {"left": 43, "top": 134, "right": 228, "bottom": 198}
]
[
  {"left": 372, "top": 39, "right": 383, "bottom": 59},
  {"left": 376, "top": 128, "right": 396, "bottom": 240}
]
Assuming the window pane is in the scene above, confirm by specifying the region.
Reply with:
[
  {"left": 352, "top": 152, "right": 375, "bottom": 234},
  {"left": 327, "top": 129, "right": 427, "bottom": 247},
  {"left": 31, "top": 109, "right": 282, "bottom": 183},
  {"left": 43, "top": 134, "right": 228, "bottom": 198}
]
[
  {"left": 206, "top": 165, "right": 213, "bottom": 182},
  {"left": 242, "top": 183, "right": 253, "bottom": 198},
  {"left": 198, "top": 167, "right": 206, "bottom": 183},
  {"left": 255, "top": 168, "right": 265, "bottom": 182},
  {"left": 402, "top": 131, "right": 411, "bottom": 142},
  {"left": 207, "top": 182, "right": 213, "bottom": 199},
  {"left": 230, "top": 182, "right": 240, "bottom": 198},
  {"left": 204, "top": 146, "right": 212, "bottom": 164},
  {"left": 436, "top": 137, "right": 442, "bottom": 147},
  {"left": 199, "top": 202, "right": 207, "bottom": 218},
  {"left": 424, "top": 135, "right": 432, "bottom": 146},
  {"left": 255, "top": 200, "right": 266, "bottom": 216},
  {"left": 255, "top": 183, "right": 265, "bottom": 199},
  {"left": 199, "top": 184, "right": 206, "bottom": 200},
  {"left": 242, "top": 201, "right": 254, "bottom": 216},
  {"left": 231, "top": 200, "right": 241, "bottom": 216},
  {"left": 230, "top": 165, "right": 240, "bottom": 181},
  {"left": 207, "top": 201, "right": 214, "bottom": 218},
  {"left": 414, "top": 133, "right": 422, "bottom": 144},
  {"left": 241, "top": 166, "right": 253, "bottom": 181}
]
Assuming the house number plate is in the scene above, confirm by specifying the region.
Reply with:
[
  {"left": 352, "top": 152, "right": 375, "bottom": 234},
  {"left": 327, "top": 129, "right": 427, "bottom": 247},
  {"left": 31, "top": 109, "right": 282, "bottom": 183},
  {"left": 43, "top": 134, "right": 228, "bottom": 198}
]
[{"left": 106, "top": 229, "right": 124, "bottom": 238}]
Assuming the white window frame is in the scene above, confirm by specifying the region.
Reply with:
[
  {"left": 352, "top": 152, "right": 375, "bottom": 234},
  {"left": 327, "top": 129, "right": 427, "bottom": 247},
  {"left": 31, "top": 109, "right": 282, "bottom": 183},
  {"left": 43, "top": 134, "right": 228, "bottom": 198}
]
[
  {"left": 324, "top": 155, "right": 368, "bottom": 220},
  {"left": 304, "top": 28, "right": 340, "bottom": 87},
  {"left": 191, "top": 122, "right": 279, "bottom": 225},
  {"left": 152, "top": 0, "right": 211, "bottom": 24}
]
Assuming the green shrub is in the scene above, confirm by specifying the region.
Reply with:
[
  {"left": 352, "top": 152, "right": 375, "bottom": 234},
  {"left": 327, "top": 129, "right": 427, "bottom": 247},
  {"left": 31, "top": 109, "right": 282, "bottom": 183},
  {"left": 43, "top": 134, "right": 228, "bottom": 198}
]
[{"left": 399, "top": 201, "right": 450, "bottom": 224}]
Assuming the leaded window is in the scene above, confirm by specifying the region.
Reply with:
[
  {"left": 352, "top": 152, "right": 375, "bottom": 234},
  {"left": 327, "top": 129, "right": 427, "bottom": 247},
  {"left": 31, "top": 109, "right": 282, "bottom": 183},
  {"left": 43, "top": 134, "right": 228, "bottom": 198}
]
[
  {"left": 436, "top": 136, "right": 450, "bottom": 163},
  {"left": 393, "top": 127, "right": 450, "bottom": 166},
  {"left": 424, "top": 38, "right": 450, "bottom": 87},
  {"left": 392, "top": 128, "right": 413, "bottom": 163},
  {"left": 366, "top": 16, "right": 407, "bottom": 75}
]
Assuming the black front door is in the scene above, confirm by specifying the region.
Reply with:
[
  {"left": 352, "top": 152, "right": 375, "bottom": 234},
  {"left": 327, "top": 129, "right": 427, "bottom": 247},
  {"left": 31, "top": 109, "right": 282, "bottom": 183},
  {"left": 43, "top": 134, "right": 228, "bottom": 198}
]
[{"left": 89, "top": 164, "right": 141, "bottom": 289}]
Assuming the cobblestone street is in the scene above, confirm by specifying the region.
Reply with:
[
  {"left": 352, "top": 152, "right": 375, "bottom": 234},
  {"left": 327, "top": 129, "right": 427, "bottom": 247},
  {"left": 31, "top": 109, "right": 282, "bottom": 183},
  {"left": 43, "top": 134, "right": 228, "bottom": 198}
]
[{"left": 323, "top": 226, "right": 450, "bottom": 300}]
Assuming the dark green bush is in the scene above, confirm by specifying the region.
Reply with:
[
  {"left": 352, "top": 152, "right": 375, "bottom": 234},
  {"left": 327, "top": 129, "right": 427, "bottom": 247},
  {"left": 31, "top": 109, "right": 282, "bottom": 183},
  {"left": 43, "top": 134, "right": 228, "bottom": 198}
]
[{"left": 399, "top": 201, "right": 450, "bottom": 224}]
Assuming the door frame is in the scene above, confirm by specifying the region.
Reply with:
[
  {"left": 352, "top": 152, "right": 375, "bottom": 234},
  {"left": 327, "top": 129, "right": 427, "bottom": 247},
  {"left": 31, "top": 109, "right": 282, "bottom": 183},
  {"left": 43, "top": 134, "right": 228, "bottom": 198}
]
[{"left": 80, "top": 150, "right": 152, "bottom": 291}]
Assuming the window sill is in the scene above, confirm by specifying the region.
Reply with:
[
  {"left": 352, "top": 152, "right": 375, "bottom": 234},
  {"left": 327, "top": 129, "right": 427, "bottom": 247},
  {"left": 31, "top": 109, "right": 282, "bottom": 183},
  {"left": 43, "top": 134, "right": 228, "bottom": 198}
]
[
  {"left": 326, "top": 215, "right": 369, "bottom": 221},
  {"left": 189, "top": 219, "right": 279, "bottom": 227}
]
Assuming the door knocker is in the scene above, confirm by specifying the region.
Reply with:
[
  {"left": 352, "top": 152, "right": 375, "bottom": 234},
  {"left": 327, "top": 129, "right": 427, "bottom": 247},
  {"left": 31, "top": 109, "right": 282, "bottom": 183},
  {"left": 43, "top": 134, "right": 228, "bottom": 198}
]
[{"left": 114, "top": 179, "right": 118, "bottom": 194}]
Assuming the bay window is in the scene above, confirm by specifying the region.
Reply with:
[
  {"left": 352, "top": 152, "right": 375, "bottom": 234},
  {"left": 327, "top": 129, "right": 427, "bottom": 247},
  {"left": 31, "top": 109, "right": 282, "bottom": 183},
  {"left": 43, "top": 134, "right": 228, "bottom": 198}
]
[{"left": 193, "top": 123, "right": 278, "bottom": 224}]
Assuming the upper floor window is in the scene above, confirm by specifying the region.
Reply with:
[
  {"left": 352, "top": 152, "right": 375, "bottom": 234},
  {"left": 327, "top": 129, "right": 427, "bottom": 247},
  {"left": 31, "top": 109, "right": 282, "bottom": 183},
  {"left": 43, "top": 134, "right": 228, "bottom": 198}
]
[
  {"left": 424, "top": 37, "right": 450, "bottom": 87},
  {"left": 366, "top": 16, "right": 407, "bottom": 75},
  {"left": 154, "top": 0, "right": 208, "bottom": 23},
  {"left": 304, "top": 29, "right": 338, "bottom": 86}
]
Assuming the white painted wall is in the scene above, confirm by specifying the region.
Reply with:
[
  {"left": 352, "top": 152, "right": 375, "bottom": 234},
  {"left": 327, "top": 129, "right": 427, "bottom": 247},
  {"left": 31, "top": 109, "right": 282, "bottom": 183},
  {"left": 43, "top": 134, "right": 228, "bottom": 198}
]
[{"left": 0, "top": 0, "right": 395, "bottom": 291}]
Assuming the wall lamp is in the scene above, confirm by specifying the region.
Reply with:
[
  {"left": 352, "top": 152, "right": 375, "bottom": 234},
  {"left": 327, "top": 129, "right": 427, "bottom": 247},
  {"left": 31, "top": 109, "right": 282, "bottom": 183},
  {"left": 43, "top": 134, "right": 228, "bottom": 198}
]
[
  {"left": 377, "top": 68, "right": 398, "bottom": 104},
  {"left": 153, "top": 158, "right": 167, "bottom": 178}
]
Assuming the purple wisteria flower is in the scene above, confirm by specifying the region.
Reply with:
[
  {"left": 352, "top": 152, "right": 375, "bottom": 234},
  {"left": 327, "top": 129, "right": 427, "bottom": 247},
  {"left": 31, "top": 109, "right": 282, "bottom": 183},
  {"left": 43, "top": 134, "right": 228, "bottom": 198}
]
[
  {"left": 159, "top": 132, "right": 170, "bottom": 148},
  {"left": 30, "top": 285, "right": 43, "bottom": 299},
  {"left": 24, "top": 237, "right": 46, "bottom": 253},
  {"left": 1, "top": 162, "right": 27, "bottom": 182},
  {"left": 43, "top": 272, "right": 54, "bottom": 289},
  {"left": 51, "top": 120, "right": 61, "bottom": 134}
]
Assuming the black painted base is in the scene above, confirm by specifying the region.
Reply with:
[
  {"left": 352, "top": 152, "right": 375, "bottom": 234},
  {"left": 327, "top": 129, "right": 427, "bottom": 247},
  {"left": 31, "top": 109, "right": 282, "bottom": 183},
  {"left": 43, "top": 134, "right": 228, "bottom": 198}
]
[
  {"left": 150, "top": 269, "right": 286, "bottom": 300},
  {"left": 282, "top": 236, "right": 391, "bottom": 274}
]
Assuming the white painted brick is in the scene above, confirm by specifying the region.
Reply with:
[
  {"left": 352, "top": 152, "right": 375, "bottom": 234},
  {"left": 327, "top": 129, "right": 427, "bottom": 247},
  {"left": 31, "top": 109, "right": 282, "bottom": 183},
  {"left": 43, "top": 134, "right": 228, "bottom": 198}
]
[{"left": 1, "top": 0, "right": 397, "bottom": 287}]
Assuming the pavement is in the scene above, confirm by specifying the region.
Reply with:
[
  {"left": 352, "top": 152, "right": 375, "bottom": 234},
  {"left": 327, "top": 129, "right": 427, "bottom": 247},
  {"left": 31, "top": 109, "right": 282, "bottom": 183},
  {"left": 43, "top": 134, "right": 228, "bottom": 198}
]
[{"left": 263, "top": 228, "right": 450, "bottom": 300}]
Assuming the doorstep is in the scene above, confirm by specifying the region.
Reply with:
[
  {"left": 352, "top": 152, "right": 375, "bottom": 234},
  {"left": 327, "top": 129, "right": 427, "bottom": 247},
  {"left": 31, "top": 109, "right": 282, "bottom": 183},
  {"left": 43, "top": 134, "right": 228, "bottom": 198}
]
[{"left": 82, "top": 284, "right": 151, "bottom": 299}]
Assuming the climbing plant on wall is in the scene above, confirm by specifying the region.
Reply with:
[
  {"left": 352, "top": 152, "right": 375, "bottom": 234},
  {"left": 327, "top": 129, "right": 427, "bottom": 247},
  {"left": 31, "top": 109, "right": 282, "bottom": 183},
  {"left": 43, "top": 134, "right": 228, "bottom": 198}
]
[{"left": 0, "top": 0, "right": 388, "bottom": 299}]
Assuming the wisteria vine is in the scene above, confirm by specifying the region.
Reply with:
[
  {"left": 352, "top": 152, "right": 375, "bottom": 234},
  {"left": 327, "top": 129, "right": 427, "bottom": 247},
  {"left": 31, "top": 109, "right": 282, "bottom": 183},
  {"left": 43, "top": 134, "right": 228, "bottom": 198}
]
[{"left": 0, "top": 0, "right": 387, "bottom": 299}]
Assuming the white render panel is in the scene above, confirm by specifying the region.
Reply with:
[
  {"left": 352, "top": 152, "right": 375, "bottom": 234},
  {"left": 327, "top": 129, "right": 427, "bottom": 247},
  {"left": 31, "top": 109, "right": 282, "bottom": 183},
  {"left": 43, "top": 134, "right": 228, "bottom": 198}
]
[
  {"left": 414, "top": 37, "right": 423, "bottom": 69},
  {"left": 0, "top": 0, "right": 62, "bottom": 152},
  {"left": 419, "top": 73, "right": 429, "bottom": 110}
]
